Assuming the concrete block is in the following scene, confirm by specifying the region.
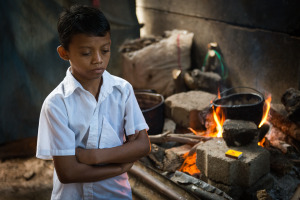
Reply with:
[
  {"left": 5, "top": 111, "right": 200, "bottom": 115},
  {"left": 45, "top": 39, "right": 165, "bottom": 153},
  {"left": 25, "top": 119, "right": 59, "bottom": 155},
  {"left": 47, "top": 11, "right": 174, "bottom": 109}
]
[
  {"left": 222, "top": 119, "right": 258, "bottom": 147},
  {"left": 206, "top": 173, "right": 274, "bottom": 200},
  {"left": 196, "top": 138, "right": 270, "bottom": 187},
  {"left": 164, "top": 91, "right": 216, "bottom": 129}
]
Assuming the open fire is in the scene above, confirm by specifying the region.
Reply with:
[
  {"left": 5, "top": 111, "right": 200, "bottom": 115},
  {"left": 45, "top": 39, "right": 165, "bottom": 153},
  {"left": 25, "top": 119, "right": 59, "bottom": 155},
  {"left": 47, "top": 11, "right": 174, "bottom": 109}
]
[{"left": 179, "top": 93, "right": 272, "bottom": 175}]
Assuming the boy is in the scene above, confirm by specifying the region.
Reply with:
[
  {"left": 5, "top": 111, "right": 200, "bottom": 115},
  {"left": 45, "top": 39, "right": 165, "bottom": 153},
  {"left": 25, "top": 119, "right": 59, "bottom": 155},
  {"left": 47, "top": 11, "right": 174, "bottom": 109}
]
[{"left": 36, "top": 5, "right": 150, "bottom": 200}]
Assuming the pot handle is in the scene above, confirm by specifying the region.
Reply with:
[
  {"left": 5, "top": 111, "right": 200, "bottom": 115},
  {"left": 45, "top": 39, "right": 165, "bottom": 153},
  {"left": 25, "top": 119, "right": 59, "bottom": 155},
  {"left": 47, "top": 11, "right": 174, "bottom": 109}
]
[{"left": 216, "top": 86, "right": 265, "bottom": 100}]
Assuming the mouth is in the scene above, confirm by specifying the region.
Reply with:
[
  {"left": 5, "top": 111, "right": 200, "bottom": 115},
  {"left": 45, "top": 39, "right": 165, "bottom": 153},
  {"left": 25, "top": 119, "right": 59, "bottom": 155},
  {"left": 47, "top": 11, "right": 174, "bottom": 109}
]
[{"left": 92, "top": 68, "right": 105, "bottom": 74}]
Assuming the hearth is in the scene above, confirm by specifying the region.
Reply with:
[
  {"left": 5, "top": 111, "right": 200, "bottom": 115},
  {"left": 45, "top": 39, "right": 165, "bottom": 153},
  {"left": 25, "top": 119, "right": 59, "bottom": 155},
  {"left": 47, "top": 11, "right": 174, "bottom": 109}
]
[{"left": 141, "top": 88, "right": 300, "bottom": 200}]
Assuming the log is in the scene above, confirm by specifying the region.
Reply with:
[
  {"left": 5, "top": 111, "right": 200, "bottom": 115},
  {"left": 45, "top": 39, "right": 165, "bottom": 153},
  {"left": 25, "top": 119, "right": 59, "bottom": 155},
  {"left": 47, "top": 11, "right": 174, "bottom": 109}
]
[
  {"left": 147, "top": 144, "right": 165, "bottom": 170},
  {"left": 183, "top": 69, "right": 221, "bottom": 94},
  {"left": 149, "top": 131, "right": 212, "bottom": 144},
  {"left": 256, "top": 189, "right": 272, "bottom": 200},
  {"left": 281, "top": 88, "right": 300, "bottom": 122},
  {"left": 171, "top": 171, "right": 233, "bottom": 200},
  {"left": 129, "top": 162, "right": 198, "bottom": 200},
  {"left": 129, "top": 163, "right": 190, "bottom": 200},
  {"left": 269, "top": 108, "right": 300, "bottom": 141},
  {"left": 290, "top": 159, "right": 300, "bottom": 167},
  {"left": 291, "top": 184, "right": 300, "bottom": 200},
  {"left": 269, "top": 140, "right": 291, "bottom": 154},
  {"left": 163, "top": 144, "right": 192, "bottom": 172}
]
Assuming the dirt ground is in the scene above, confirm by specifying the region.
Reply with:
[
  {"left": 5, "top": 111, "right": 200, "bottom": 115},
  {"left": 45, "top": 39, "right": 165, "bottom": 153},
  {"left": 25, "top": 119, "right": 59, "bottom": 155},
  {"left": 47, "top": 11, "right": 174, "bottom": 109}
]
[
  {"left": 0, "top": 157, "right": 53, "bottom": 200},
  {"left": 1, "top": 154, "right": 299, "bottom": 200}
]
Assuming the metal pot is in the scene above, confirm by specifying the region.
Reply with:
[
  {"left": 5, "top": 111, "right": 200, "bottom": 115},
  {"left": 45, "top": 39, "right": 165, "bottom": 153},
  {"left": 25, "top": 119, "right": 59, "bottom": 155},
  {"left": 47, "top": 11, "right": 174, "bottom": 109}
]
[
  {"left": 135, "top": 91, "right": 165, "bottom": 135},
  {"left": 211, "top": 87, "right": 265, "bottom": 126}
]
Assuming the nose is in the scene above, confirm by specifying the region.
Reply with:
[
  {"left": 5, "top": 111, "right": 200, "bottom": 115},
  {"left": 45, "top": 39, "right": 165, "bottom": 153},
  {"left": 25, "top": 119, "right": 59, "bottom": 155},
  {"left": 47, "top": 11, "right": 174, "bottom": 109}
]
[{"left": 92, "top": 52, "right": 103, "bottom": 64}]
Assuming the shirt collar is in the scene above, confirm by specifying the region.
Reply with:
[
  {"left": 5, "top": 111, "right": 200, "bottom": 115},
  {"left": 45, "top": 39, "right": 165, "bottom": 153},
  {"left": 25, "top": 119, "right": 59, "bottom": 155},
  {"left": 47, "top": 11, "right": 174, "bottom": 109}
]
[
  {"left": 64, "top": 67, "right": 83, "bottom": 97},
  {"left": 99, "top": 70, "right": 118, "bottom": 102},
  {"left": 63, "top": 67, "right": 118, "bottom": 99}
]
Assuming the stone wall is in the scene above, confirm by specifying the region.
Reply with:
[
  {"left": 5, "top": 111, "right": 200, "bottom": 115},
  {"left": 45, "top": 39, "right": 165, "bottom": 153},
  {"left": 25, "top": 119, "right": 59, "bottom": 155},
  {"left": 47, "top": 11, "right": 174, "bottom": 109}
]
[{"left": 135, "top": 0, "right": 300, "bottom": 103}]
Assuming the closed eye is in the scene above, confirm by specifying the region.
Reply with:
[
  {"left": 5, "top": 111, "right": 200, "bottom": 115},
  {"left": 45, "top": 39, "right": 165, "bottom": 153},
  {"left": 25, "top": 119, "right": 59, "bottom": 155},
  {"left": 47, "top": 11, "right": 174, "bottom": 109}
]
[
  {"left": 81, "top": 52, "right": 91, "bottom": 56},
  {"left": 102, "top": 49, "right": 110, "bottom": 54}
]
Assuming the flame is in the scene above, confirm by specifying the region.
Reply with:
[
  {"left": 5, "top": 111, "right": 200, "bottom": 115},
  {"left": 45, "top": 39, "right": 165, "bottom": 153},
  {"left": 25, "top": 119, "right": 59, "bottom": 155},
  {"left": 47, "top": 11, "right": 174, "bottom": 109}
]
[
  {"left": 212, "top": 106, "right": 225, "bottom": 137},
  {"left": 217, "top": 88, "right": 221, "bottom": 99},
  {"left": 258, "top": 95, "right": 272, "bottom": 128},
  {"left": 188, "top": 127, "right": 206, "bottom": 136},
  {"left": 258, "top": 137, "right": 266, "bottom": 147},
  {"left": 258, "top": 95, "right": 272, "bottom": 147},
  {"left": 179, "top": 152, "right": 200, "bottom": 175}
]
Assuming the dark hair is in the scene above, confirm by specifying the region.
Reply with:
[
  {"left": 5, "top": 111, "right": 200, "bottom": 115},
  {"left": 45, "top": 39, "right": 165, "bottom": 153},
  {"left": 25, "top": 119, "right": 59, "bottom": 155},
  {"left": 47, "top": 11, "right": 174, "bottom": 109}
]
[{"left": 57, "top": 5, "right": 110, "bottom": 50}]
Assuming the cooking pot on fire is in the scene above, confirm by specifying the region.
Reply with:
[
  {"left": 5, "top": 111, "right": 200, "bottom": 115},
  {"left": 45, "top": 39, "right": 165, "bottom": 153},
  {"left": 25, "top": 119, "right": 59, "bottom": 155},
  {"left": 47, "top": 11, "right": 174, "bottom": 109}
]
[{"left": 211, "top": 87, "right": 265, "bottom": 126}]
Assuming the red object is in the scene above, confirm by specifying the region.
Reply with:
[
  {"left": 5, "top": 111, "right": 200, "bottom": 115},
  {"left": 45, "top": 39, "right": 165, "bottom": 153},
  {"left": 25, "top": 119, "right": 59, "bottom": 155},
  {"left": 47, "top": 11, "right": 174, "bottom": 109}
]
[{"left": 92, "top": 0, "right": 100, "bottom": 7}]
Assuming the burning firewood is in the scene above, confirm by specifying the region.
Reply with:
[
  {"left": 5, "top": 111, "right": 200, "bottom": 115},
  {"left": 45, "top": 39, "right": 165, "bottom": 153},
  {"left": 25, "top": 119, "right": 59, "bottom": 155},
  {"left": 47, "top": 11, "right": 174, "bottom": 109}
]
[
  {"left": 268, "top": 107, "right": 300, "bottom": 141},
  {"left": 163, "top": 144, "right": 192, "bottom": 172}
]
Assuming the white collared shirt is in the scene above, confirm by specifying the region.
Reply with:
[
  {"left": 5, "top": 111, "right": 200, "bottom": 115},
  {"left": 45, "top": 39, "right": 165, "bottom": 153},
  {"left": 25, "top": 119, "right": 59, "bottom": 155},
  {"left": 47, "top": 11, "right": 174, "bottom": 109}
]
[{"left": 36, "top": 68, "right": 148, "bottom": 200}]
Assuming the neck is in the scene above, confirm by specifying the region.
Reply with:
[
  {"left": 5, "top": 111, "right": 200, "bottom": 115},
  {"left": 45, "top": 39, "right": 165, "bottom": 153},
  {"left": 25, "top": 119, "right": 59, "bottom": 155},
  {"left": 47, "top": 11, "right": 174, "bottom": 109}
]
[
  {"left": 74, "top": 76, "right": 101, "bottom": 101},
  {"left": 83, "top": 77, "right": 102, "bottom": 100},
  {"left": 69, "top": 68, "right": 103, "bottom": 100}
]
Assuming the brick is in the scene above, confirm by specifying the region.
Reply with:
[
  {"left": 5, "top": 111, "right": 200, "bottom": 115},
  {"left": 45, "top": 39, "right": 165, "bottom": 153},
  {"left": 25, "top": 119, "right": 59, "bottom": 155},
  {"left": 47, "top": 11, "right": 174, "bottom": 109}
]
[{"left": 196, "top": 138, "right": 270, "bottom": 187}]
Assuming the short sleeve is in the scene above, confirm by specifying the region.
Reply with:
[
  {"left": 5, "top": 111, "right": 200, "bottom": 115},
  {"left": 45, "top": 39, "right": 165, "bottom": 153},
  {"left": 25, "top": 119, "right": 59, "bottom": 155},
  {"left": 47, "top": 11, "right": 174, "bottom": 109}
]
[
  {"left": 124, "top": 85, "right": 149, "bottom": 135},
  {"left": 36, "top": 95, "right": 76, "bottom": 159}
]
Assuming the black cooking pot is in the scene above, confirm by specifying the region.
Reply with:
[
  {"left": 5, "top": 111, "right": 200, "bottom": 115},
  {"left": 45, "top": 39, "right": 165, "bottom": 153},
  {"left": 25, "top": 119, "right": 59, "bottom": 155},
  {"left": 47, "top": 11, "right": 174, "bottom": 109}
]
[
  {"left": 211, "top": 87, "right": 265, "bottom": 126},
  {"left": 135, "top": 91, "right": 164, "bottom": 135}
]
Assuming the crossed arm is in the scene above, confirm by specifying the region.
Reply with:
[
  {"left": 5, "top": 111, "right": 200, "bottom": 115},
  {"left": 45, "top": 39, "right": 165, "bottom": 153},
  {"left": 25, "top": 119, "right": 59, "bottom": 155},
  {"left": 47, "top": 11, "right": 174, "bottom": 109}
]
[{"left": 53, "top": 129, "right": 150, "bottom": 184}]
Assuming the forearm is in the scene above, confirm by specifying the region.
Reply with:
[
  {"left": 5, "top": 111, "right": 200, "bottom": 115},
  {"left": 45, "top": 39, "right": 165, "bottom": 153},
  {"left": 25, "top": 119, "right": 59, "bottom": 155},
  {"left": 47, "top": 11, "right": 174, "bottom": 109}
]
[
  {"left": 77, "top": 130, "right": 150, "bottom": 165},
  {"left": 53, "top": 155, "right": 129, "bottom": 184},
  {"left": 95, "top": 129, "right": 150, "bottom": 164}
]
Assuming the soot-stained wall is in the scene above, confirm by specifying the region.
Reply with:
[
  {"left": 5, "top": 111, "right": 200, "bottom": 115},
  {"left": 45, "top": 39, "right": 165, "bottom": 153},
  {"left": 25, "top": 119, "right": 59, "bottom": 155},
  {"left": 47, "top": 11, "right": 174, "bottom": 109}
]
[{"left": 136, "top": 0, "right": 300, "bottom": 103}]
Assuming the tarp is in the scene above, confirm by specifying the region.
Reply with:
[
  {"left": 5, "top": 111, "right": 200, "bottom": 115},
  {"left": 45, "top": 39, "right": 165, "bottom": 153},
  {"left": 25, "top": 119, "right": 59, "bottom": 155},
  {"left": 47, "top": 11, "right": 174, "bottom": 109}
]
[{"left": 0, "top": 0, "right": 140, "bottom": 144}]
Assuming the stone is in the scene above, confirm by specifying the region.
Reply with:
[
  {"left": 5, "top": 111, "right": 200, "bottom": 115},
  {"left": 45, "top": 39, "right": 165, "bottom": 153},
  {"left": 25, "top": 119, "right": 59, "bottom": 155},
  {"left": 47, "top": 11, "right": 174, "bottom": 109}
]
[
  {"left": 196, "top": 138, "right": 270, "bottom": 188},
  {"left": 163, "top": 144, "right": 192, "bottom": 172},
  {"left": 184, "top": 69, "right": 221, "bottom": 93},
  {"left": 162, "top": 118, "right": 176, "bottom": 133},
  {"left": 165, "top": 90, "right": 216, "bottom": 129},
  {"left": 23, "top": 171, "right": 35, "bottom": 181},
  {"left": 222, "top": 119, "right": 258, "bottom": 147}
]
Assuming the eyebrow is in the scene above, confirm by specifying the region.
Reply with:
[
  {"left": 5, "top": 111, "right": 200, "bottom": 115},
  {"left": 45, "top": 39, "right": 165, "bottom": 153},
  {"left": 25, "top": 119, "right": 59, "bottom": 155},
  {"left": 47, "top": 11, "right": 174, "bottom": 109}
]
[{"left": 78, "top": 42, "right": 111, "bottom": 49}]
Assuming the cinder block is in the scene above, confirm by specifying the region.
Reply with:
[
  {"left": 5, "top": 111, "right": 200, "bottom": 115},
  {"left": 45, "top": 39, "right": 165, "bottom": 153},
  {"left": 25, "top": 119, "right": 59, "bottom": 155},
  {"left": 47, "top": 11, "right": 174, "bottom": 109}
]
[
  {"left": 164, "top": 90, "right": 216, "bottom": 129},
  {"left": 206, "top": 173, "right": 274, "bottom": 200},
  {"left": 196, "top": 138, "right": 270, "bottom": 187}
]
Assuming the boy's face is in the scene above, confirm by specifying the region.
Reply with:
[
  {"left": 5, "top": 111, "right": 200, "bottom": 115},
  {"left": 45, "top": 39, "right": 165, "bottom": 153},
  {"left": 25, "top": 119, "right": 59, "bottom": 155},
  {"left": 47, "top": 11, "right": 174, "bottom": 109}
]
[{"left": 58, "top": 33, "right": 111, "bottom": 83}]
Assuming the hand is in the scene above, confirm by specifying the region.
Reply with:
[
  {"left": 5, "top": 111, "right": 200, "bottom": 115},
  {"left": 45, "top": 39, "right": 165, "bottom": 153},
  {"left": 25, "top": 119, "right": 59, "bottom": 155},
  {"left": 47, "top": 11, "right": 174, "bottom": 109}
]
[{"left": 75, "top": 148, "right": 93, "bottom": 165}]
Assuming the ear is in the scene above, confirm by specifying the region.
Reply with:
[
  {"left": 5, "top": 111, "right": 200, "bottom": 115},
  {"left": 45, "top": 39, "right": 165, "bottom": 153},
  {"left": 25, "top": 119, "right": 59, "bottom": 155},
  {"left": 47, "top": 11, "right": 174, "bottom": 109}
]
[{"left": 57, "top": 45, "right": 69, "bottom": 61}]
